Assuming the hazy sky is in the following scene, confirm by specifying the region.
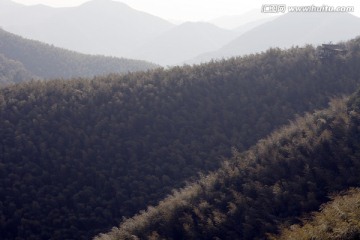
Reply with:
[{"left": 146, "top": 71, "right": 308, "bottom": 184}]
[{"left": 11, "top": 0, "right": 360, "bottom": 21}]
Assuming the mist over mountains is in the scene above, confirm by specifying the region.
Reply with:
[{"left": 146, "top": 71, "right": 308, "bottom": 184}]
[
  {"left": 2, "top": 0, "right": 359, "bottom": 66},
  {"left": 0, "top": 28, "right": 158, "bottom": 83},
  {"left": 209, "top": 9, "right": 278, "bottom": 30},
  {"left": 131, "top": 22, "right": 238, "bottom": 65},
  {"left": 190, "top": 12, "right": 360, "bottom": 64},
  {"left": 0, "top": 0, "right": 174, "bottom": 58}
]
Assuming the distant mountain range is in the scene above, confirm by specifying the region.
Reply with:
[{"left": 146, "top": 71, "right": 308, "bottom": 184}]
[
  {"left": 0, "top": 28, "right": 158, "bottom": 83},
  {"left": 0, "top": 0, "right": 255, "bottom": 65},
  {"left": 131, "top": 22, "right": 238, "bottom": 66},
  {"left": 1, "top": 0, "right": 360, "bottom": 66},
  {"left": 190, "top": 12, "right": 360, "bottom": 64},
  {"left": 0, "top": 0, "right": 174, "bottom": 58},
  {"left": 209, "top": 9, "right": 278, "bottom": 30}
]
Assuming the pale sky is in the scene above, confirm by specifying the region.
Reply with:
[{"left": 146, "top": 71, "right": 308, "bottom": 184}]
[{"left": 11, "top": 0, "right": 360, "bottom": 21}]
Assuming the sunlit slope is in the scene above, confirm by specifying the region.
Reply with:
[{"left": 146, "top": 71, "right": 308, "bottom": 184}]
[
  {"left": 272, "top": 188, "right": 360, "bottom": 240},
  {"left": 97, "top": 87, "right": 360, "bottom": 240}
]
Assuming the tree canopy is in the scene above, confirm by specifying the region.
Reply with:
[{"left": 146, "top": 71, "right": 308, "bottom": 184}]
[
  {"left": 272, "top": 188, "right": 360, "bottom": 240},
  {"left": 1, "top": 37, "right": 360, "bottom": 239},
  {"left": 97, "top": 85, "right": 360, "bottom": 240}
]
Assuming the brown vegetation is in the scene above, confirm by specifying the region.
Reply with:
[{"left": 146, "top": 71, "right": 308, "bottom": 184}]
[{"left": 272, "top": 188, "right": 360, "bottom": 240}]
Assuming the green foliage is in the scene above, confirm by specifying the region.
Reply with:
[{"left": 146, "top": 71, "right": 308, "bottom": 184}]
[
  {"left": 1, "top": 38, "right": 360, "bottom": 239},
  {"left": 97, "top": 86, "right": 360, "bottom": 240},
  {"left": 0, "top": 28, "right": 158, "bottom": 81},
  {"left": 271, "top": 188, "right": 360, "bottom": 240}
]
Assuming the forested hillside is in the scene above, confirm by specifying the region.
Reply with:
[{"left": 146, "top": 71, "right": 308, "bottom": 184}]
[
  {"left": 0, "top": 28, "right": 158, "bottom": 81},
  {"left": 1, "top": 38, "right": 360, "bottom": 239},
  {"left": 97, "top": 86, "right": 360, "bottom": 240},
  {"left": 272, "top": 188, "right": 360, "bottom": 240},
  {"left": 0, "top": 53, "right": 35, "bottom": 85}
]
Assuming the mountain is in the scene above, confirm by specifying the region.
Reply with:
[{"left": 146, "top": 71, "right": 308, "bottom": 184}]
[
  {"left": 191, "top": 12, "right": 360, "bottom": 64},
  {"left": 0, "top": 0, "right": 54, "bottom": 27},
  {"left": 1, "top": 37, "right": 360, "bottom": 239},
  {"left": 0, "top": 0, "right": 175, "bottom": 59},
  {"left": 132, "top": 22, "right": 238, "bottom": 65},
  {"left": 96, "top": 82, "right": 360, "bottom": 240},
  {"left": 234, "top": 16, "right": 279, "bottom": 35},
  {"left": 210, "top": 9, "right": 278, "bottom": 30},
  {"left": 0, "top": 28, "right": 158, "bottom": 80}
]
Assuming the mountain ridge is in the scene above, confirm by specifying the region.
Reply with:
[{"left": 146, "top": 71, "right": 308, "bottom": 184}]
[
  {"left": 190, "top": 12, "right": 360, "bottom": 64},
  {"left": 0, "top": 27, "right": 158, "bottom": 81},
  {"left": 210, "top": 9, "right": 278, "bottom": 30},
  {"left": 0, "top": 0, "right": 175, "bottom": 59},
  {"left": 132, "top": 21, "right": 238, "bottom": 65}
]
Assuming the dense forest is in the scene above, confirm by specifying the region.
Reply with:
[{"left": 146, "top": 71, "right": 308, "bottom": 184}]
[
  {"left": 0, "top": 28, "right": 158, "bottom": 82},
  {"left": 1, "top": 37, "right": 360, "bottom": 239},
  {"left": 272, "top": 188, "right": 360, "bottom": 240},
  {"left": 97, "top": 87, "right": 360, "bottom": 240}
]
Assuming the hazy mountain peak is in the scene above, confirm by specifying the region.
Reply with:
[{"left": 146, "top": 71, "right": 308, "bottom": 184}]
[
  {"left": 178, "top": 21, "right": 227, "bottom": 30},
  {"left": 79, "top": 0, "right": 130, "bottom": 9},
  {"left": 0, "top": 0, "right": 174, "bottom": 59},
  {"left": 1, "top": 0, "right": 49, "bottom": 9},
  {"left": 210, "top": 8, "right": 277, "bottom": 29},
  {"left": 180, "top": 21, "right": 215, "bottom": 26},
  {"left": 74, "top": 0, "right": 142, "bottom": 18},
  {"left": 0, "top": 0, "right": 23, "bottom": 7},
  {"left": 132, "top": 20, "right": 237, "bottom": 65}
]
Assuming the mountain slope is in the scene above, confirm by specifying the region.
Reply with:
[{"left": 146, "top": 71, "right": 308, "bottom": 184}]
[
  {"left": 0, "top": 0, "right": 174, "bottom": 59},
  {"left": 96, "top": 86, "right": 360, "bottom": 240},
  {"left": 132, "top": 22, "right": 238, "bottom": 65},
  {"left": 0, "top": 53, "right": 36, "bottom": 85},
  {"left": 272, "top": 188, "right": 360, "bottom": 240},
  {"left": 1, "top": 38, "right": 360, "bottom": 240},
  {"left": 191, "top": 12, "right": 360, "bottom": 63},
  {"left": 0, "top": 0, "right": 54, "bottom": 27},
  {"left": 0, "top": 28, "right": 158, "bottom": 80},
  {"left": 210, "top": 9, "right": 277, "bottom": 30},
  {"left": 234, "top": 16, "right": 279, "bottom": 35}
]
